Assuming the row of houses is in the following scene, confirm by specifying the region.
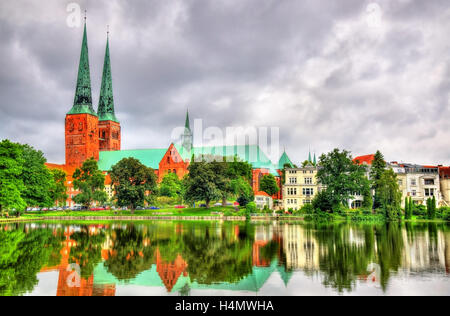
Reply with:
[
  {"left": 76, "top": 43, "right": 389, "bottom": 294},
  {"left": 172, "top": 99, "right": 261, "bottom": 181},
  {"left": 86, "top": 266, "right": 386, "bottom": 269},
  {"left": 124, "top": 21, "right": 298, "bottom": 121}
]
[{"left": 276, "top": 154, "right": 450, "bottom": 212}]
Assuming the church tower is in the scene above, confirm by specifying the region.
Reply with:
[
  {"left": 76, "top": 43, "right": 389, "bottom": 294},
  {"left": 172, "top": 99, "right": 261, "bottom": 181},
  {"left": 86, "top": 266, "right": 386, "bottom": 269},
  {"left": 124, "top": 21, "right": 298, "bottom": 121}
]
[
  {"left": 65, "top": 20, "right": 99, "bottom": 167},
  {"left": 97, "top": 31, "right": 121, "bottom": 151},
  {"left": 181, "top": 110, "right": 193, "bottom": 153}
]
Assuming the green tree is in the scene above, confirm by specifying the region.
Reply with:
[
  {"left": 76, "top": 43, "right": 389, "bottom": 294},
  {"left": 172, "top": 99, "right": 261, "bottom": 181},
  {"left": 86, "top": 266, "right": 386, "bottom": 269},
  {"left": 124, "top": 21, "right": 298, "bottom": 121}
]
[
  {"left": 426, "top": 197, "right": 436, "bottom": 220},
  {"left": 159, "top": 173, "right": 182, "bottom": 198},
  {"left": 109, "top": 157, "right": 157, "bottom": 212},
  {"left": 0, "top": 140, "right": 26, "bottom": 213},
  {"left": 49, "top": 168, "right": 68, "bottom": 206},
  {"left": 316, "top": 148, "right": 368, "bottom": 210},
  {"left": 362, "top": 178, "right": 373, "bottom": 209},
  {"left": 404, "top": 197, "right": 410, "bottom": 220},
  {"left": 376, "top": 169, "right": 402, "bottom": 220},
  {"left": 19, "top": 144, "right": 54, "bottom": 208},
  {"left": 231, "top": 177, "right": 254, "bottom": 207},
  {"left": 72, "top": 158, "right": 107, "bottom": 209},
  {"left": 259, "top": 174, "right": 279, "bottom": 196},
  {"left": 183, "top": 160, "right": 223, "bottom": 208},
  {"left": 369, "top": 150, "right": 386, "bottom": 209}
]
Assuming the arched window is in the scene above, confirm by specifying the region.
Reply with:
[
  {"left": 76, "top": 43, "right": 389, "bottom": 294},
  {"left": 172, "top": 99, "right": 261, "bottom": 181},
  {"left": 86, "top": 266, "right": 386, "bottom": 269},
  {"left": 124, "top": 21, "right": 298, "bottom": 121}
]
[
  {"left": 167, "top": 156, "right": 170, "bottom": 164},
  {"left": 173, "top": 169, "right": 176, "bottom": 174}
]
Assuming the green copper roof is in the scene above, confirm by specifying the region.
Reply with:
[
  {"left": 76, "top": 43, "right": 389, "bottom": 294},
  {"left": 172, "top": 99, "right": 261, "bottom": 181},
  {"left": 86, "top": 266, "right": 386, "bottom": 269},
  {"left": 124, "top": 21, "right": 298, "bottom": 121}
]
[
  {"left": 278, "top": 151, "right": 293, "bottom": 169},
  {"left": 93, "top": 260, "right": 281, "bottom": 293},
  {"left": 98, "top": 148, "right": 167, "bottom": 171},
  {"left": 313, "top": 153, "right": 316, "bottom": 165},
  {"left": 176, "top": 144, "right": 280, "bottom": 175},
  {"left": 67, "top": 23, "right": 97, "bottom": 116},
  {"left": 308, "top": 150, "right": 312, "bottom": 163},
  {"left": 97, "top": 36, "right": 119, "bottom": 123},
  {"left": 98, "top": 144, "right": 280, "bottom": 175},
  {"left": 184, "top": 110, "right": 190, "bottom": 131}
]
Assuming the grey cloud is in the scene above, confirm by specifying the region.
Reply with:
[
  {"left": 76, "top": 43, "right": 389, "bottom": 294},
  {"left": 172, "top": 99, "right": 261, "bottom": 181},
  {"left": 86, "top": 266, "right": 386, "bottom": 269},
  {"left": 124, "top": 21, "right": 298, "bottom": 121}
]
[{"left": 0, "top": 0, "right": 449, "bottom": 166}]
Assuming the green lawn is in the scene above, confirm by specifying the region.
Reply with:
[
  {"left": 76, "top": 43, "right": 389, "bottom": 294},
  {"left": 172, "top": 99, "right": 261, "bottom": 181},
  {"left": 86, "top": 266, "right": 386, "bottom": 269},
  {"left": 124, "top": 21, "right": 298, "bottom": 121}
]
[{"left": 20, "top": 206, "right": 239, "bottom": 218}]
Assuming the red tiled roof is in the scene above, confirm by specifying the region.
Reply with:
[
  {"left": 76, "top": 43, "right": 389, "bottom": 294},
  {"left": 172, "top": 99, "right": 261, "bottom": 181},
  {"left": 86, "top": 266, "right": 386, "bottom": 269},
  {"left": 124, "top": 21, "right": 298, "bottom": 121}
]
[
  {"left": 439, "top": 166, "right": 450, "bottom": 177},
  {"left": 254, "top": 191, "right": 270, "bottom": 197},
  {"left": 353, "top": 154, "right": 375, "bottom": 165}
]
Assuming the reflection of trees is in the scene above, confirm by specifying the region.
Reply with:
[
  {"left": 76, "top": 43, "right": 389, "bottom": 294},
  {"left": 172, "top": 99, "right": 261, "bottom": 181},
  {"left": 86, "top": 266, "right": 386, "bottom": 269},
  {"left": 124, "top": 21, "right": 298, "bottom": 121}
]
[
  {"left": 375, "top": 222, "right": 404, "bottom": 291},
  {"left": 104, "top": 225, "right": 156, "bottom": 281},
  {"left": 172, "top": 223, "right": 254, "bottom": 285},
  {"left": 69, "top": 228, "right": 106, "bottom": 279},
  {"left": 0, "top": 227, "right": 61, "bottom": 296},
  {"left": 181, "top": 234, "right": 253, "bottom": 285},
  {"left": 314, "top": 223, "right": 376, "bottom": 292}
]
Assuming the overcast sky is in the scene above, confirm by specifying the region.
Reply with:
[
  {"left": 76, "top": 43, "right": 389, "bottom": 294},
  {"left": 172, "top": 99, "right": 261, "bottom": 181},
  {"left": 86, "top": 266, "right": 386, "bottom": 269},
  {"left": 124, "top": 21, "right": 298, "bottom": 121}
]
[{"left": 0, "top": 0, "right": 449, "bottom": 166}]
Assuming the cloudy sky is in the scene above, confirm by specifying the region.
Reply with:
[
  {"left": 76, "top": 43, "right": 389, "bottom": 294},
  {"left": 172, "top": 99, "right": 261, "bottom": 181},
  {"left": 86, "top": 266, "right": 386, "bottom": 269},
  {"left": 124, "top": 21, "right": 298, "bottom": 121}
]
[{"left": 0, "top": 0, "right": 449, "bottom": 166}]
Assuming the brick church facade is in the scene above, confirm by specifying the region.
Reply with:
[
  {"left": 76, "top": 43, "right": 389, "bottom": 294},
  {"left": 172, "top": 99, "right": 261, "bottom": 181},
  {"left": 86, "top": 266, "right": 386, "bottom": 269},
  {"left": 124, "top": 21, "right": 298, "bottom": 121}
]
[{"left": 47, "top": 21, "right": 291, "bottom": 206}]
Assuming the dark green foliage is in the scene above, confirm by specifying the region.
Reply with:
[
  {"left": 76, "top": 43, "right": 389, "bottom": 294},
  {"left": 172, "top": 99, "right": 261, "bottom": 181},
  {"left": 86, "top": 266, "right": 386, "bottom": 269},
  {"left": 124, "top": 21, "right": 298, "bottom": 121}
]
[
  {"left": 109, "top": 157, "right": 157, "bottom": 211},
  {"left": 0, "top": 140, "right": 26, "bottom": 212},
  {"left": 376, "top": 169, "right": 402, "bottom": 221},
  {"left": 426, "top": 197, "right": 437, "bottom": 220},
  {"left": 369, "top": 150, "right": 386, "bottom": 209},
  {"left": 73, "top": 158, "right": 108, "bottom": 208},
  {"left": 317, "top": 148, "right": 369, "bottom": 209},
  {"left": 183, "top": 160, "right": 224, "bottom": 208},
  {"left": 259, "top": 174, "right": 279, "bottom": 196},
  {"left": 49, "top": 169, "right": 68, "bottom": 206},
  {"left": 159, "top": 173, "right": 182, "bottom": 198},
  {"left": 312, "top": 190, "right": 337, "bottom": 213},
  {"left": 404, "top": 197, "right": 413, "bottom": 220},
  {"left": 19, "top": 144, "right": 54, "bottom": 208}
]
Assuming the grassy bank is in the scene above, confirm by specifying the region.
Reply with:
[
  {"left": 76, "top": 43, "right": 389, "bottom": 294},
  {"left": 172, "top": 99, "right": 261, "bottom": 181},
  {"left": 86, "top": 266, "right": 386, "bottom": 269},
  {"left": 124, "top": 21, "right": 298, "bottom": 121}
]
[{"left": 20, "top": 206, "right": 237, "bottom": 218}]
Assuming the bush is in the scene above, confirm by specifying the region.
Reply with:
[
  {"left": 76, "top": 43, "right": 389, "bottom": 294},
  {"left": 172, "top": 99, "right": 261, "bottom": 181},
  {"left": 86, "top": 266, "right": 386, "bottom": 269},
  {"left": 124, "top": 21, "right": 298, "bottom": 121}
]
[
  {"left": 245, "top": 202, "right": 257, "bottom": 214},
  {"left": 300, "top": 204, "right": 315, "bottom": 215},
  {"left": 413, "top": 204, "right": 427, "bottom": 217},
  {"left": 237, "top": 195, "right": 250, "bottom": 207},
  {"left": 312, "top": 190, "right": 335, "bottom": 212}
]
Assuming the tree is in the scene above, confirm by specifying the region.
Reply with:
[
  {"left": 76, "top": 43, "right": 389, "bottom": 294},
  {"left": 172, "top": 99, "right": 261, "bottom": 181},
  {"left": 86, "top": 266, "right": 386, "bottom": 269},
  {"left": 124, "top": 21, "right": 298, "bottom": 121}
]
[
  {"left": 48, "top": 169, "right": 68, "bottom": 206},
  {"left": 426, "top": 196, "right": 436, "bottom": 220},
  {"left": 316, "top": 148, "right": 369, "bottom": 209},
  {"left": 0, "top": 140, "right": 26, "bottom": 213},
  {"left": 72, "top": 158, "right": 107, "bottom": 209},
  {"left": 222, "top": 157, "right": 253, "bottom": 206},
  {"left": 369, "top": 150, "right": 386, "bottom": 209},
  {"left": 159, "top": 173, "right": 182, "bottom": 198},
  {"left": 231, "top": 177, "right": 254, "bottom": 207},
  {"left": 362, "top": 178, "right": 373, "bottom": 209},
  {"left": 109, "top": 157, "right": 157, "bottom": 212},
  {"left": 19, "top": 144, "right": 54, "bottom": 208},
  {"left": 259, "top": 174, "right": 279, "bottom": 196},
  {"left": 312, "top": 190, "right": 336, "bottom": 212},
  {"left": 184, "top": 160, "right": 223, "bottom": 208},
  {"left": 376, "top": 169, "right": 402, "bottom": 220}
]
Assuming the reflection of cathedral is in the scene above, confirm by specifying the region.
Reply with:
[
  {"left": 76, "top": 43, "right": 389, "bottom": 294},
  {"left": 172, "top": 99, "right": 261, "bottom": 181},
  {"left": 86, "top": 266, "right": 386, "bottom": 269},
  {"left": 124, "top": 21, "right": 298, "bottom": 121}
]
[{"left": 30, "top": 223, "right": 450, "bottom": 296}]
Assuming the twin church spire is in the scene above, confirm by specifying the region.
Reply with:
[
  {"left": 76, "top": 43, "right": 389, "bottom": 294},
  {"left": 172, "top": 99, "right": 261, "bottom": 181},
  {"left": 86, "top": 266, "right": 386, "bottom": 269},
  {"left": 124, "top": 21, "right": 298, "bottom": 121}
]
[{"left": 68, "top": 20, "right": 118, "bottom": 122}]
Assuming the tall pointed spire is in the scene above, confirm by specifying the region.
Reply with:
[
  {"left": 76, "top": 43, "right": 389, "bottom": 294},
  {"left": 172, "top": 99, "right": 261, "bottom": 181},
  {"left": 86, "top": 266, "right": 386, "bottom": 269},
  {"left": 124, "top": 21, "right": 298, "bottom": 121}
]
[
  {"left": 308, "top": 148, "right": 312, "bottom": 163},
  {"left": 313, "top": 152, "right": 316, "bottom": 165},
  {"left": 181, "top": 109, "right": 193, "bottom": 153},
  {"left": 184, "top": 109, "right": 190, "bottom": 130},
  {"left": 97, "top": 28, "right": 119, "bottom": 123},
  {"left": 68, "top": 20, "right": 96, "bottom": 116}
]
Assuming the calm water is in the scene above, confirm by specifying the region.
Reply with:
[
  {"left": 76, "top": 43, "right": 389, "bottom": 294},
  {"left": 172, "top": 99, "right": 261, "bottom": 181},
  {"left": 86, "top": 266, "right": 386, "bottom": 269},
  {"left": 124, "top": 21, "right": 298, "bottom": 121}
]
[{"left": 0, "top": 221, "right": 448, "bottom": 296}]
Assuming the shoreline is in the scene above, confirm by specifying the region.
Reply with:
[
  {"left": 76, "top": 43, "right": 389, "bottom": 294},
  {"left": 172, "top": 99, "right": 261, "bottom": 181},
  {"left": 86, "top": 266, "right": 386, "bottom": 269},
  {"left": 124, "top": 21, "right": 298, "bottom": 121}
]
[{"left": 1, "top": 216, "right": 447, "bottom": 224}]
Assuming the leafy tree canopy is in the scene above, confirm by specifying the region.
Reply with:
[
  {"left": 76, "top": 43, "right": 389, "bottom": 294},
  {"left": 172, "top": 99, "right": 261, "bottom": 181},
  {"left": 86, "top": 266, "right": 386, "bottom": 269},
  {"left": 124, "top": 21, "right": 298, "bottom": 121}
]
[
  {"left": 109, "top": 157, "right": 157, "bottom": 210},
  {"left": 0, "top": 140, "right": 26, "bottom": 212},
  {"left": 73, "top": 158, "right": 107, "bottom": 208},
  {"left": 259, "top": 174, "right": 279, "bottom": 196},
  {"left": 316, "top": 148, "right": 369, "bottom": 208}
]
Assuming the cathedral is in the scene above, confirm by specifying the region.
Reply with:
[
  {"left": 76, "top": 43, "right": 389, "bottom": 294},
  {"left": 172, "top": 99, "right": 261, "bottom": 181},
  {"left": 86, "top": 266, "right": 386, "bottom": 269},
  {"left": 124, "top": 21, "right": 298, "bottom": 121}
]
[{"left": 46, "top": 21, "right": 292, "bottom": 206}]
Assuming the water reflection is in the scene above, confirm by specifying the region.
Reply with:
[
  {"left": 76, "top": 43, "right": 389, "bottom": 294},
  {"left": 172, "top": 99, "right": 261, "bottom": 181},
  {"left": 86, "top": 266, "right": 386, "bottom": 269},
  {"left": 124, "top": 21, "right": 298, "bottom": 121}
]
[{"left": 0, "top": 221, "right": 448, "bottom": 296}]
